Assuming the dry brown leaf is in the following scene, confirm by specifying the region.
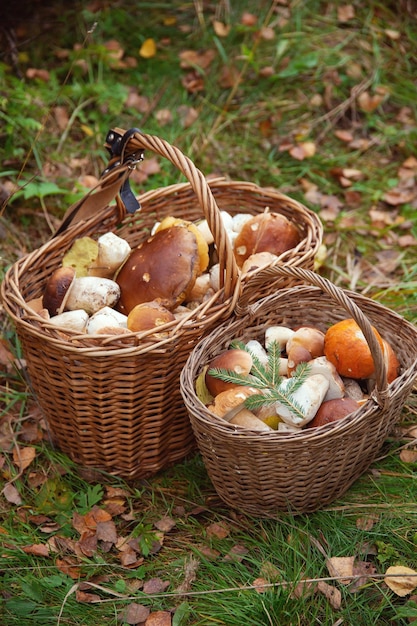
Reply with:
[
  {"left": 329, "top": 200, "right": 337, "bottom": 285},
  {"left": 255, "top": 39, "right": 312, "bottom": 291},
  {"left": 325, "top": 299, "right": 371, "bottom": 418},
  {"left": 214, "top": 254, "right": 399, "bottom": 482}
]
[
  {"left": 241, "top": 12, "right": 258, "bottom": 26},
  {"left": 155, "top": 108, "right": 173, "bottom": 126},
  {"left": 357, "top": 91, "right": 386, "bottom": 112},
  {"left": 119, "top": 603, "right": 150, "bottom": 625},
  {"left": 253, "top": 577, "right": 270, "bottom": 593},
  {"left": 213, "top": 20, "right": 230, "bottom": 37},
  {"left": 154, "top": 516, "right": 176, "bottom": 532},
  {"left": 206, "top": 521, "right": 230, "bottom": 539},
  {"left": 334, "top": 129, "right": 354, "bottom": 142},
  {"left": 259, "top": 26, "right": 275, "bottom": 40},
  {"left": 145, "top": 611, "right": 172, "bottom": 626},
  {"left": 179, "top": 49, "right": 216, "bottom": 70},
  {"left": 349, "top": 560, "right": 378, "bottom": 593},
  {"left": 0, "top": 338, "right": 15, "bottom": 371},
  {"left": 13, "top": 446, "right": 36, "bottom": 472},
  {"left": 317, "top": 580, "right": 342, "bottom": 610},
  {"left": 195, "top": 544, "right": 220, "bottom": 559},
  {"left": 398, "top": 234, "right": 417, "bottom": 247},
  {"left": 337, "top": 4, "right": 355, "bottom": 22},
  {"left": 356, "top": 515, "right": 379, "bottom": 531},
  {"left": 22, "top": 543, "right": 51, "bottom": 557},
  {"left": 56, "top": 556, "right": 83, "bottom": 579},
  {"left": 75, "top": 589, "right": 101, "bottom": 603},
  {"left": 399, "top": 449, "right": 417, "bottom": 463},
  {"left": 140, "top": 38, "right": 157, "bottom": 59},
  {"left": 326, "top": 556, "right": 355, "bottom": 584},
  {"left": 289, "top": 141, "right": 316, "bottom": 160},
  {"left": 2, "top": 483, "right": 22, "bottom": 505},
  {"left": 143, "top": 577, "right": 170, "bottom": 595},
  {"left": 223, "top": 544, "right": 249, "bottom": 562},
  {"left": 26, "top": 68, "right": 50, "bottom": 81},
  {"left": 384, "top": 566, "right": 417, "bottom": 596},
  {"left": 383, "top": 189, "right": 416, "bottom": 206},
  {"left": 96, "top": 519, "right": 117, "bottom": 544}
]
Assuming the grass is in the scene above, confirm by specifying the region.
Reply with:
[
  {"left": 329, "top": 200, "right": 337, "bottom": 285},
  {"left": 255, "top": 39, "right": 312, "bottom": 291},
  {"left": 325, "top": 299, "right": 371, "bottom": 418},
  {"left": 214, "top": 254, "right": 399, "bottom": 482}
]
[{"left": 1, "top": 1, "right": 417, "bottom": 624}]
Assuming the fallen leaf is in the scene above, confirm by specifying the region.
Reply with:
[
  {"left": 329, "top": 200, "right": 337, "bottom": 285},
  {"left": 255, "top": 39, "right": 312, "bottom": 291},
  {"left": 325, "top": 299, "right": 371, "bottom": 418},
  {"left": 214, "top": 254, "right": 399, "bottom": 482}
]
[
  {"left": 22, "top": 543, "right": 51, "bottom": 557},
  {"left": 206, "top": 521, "right": 230, "bottom": 539},
  {"left": 289, "top": 141, "right": 316, "bottom": 160},
  {"left": 213, "top": 20, "right": 230, "bottom": 37},
  {"left": 145, "top": 611, "right": 172, "bottom": 625},
  {"left": 357, "top": 90, "right": 386, "bottom": 112},
  {"left": 259, "top": 26, "right": 275, "bottom": 40},
  {"left": 223, "top": 544, "right": 249, "bottom": 562},
  {"left": 75, "top": 589, "right": 101, "bottom": 603},
  {"left": 384, "top": 566, "right": 417, "bottom": 596},
  {"left": 0, "top": 338, "right": 15, "bottom": 371},
  {"left": 399, "top": 449, "right": 417, "bottom": 463},
  {"left": 356, "top": 515, "right": 379, "bottom": 531},
  {"left": 2, "top": 483, "right": 22, "bottom": 505},
  {"left": 383, "top": 189, "right": 416, "bottom": 206},
  {"left": 326, "top": 556, "right": 355, "bottom": 584},
  {"left": 13, "top": 446, "right": 36, "bottom": 472},
  {"left": 96, "top": 519, "right": 118, "bottom": 544},
  {"left": 140, "top": 38, "right": 157, "bottom": 59},
  {"left": 349, "top": 560, "right": 378, "bottom": 592},
  {"left": 241, "top": 12, "right": 258, "bottom": 26},
  {"left": 252, "top": 577, "right": 272, "bottom": 594},
  {"left": 143, "top": 577, "right": 170, "bottom": 594},
  {"left": 26, "top": 68, "right": 50, "bottom": 81},
  {"left": 179, "top": 49, "right": 216, "bottom": 70},
  {"left": 56, "top": 556, "right": 83, "bottom": 579},
  {"left": 334, "top": 129, "right": 354, "bottom": 142},
  {"left": 119, "top": 603, "right": 150, "bottom": 625},
  {"left": 337, "top": 4, "right": 355, "bottom": 22},
  {"left": 317, "top": 580, "right": 342, "bottom": 610},
  {"left": 154, "top": 516, "right": 176, "bottom": 532}
]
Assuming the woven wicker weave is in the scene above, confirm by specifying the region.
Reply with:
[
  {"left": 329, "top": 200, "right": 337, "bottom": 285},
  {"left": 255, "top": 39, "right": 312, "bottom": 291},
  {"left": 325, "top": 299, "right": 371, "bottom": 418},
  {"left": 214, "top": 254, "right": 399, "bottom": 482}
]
[
  {"left": 1, "top": 131, "right": 322, "bottom": 479},
  {"left": 180, "top": 265, "right": 417, "bottom": 515}
]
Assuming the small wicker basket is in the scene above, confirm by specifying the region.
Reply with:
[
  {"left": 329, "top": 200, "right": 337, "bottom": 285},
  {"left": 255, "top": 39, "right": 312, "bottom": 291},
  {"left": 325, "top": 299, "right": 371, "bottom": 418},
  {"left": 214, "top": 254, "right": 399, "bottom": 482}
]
[
  {"left": 180, "top": 265, "right": 417, "bottom": 515},
  {"left": 1, "top": 130, "right": 322, "bottom": 480}
]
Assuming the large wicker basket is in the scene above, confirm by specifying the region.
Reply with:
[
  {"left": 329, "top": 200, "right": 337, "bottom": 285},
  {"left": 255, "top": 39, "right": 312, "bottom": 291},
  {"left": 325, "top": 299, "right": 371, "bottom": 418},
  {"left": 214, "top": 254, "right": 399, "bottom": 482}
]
[
  {"left": 180, "top": 265, "right": 417, "bottom": 514},
  {"left": 1, "top": 130, "right": 322, "bottom": 480}
]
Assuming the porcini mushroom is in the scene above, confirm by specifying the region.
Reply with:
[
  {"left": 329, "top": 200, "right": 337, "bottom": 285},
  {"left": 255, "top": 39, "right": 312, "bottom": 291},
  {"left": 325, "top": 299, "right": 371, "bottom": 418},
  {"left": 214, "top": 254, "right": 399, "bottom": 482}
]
[
  {"left": 65, "top": 276, "right": 121, "bottom": 315},
  {"left": 308, "top": 397, "right": 360, "bottom": 428},
  {"left": 42, "top": 266, "right": 76, "bottom": 316},
  {"left": 324, "top": 318, "right": 384, "bottom": 380},
  {"left": 116, "top": 225, "right": 200, "bottom": 314},
  {"left": 205, "top": 349, "right": 253, "bottom": 397},
  {"left": 233, "top": 212, "right": 300, "bottom": 267},
  {"left": 88, "top": 232, "right": 131, "bottom": 279},
  {"left": 275, "top": 373, "right": 330, "bottom": 427},
  {"left": 127, "top": 301, "right": 176, "bottom": 333}
]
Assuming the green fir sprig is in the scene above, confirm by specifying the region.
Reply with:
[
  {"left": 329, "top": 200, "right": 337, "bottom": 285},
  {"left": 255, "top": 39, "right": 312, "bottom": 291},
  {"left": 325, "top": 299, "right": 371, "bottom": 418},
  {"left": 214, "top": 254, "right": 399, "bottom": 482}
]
[{"left": 208, "top": 340, "right": 311, "bottom": 421}]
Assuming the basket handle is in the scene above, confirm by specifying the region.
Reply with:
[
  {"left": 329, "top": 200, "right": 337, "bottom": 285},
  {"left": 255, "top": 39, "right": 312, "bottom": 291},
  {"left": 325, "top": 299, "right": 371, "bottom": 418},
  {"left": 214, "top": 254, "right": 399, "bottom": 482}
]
[
  {"left": 237, "top": 264, "right": 390, "bottom": 404},
  {"left": 106, "top": 127, "right": 240, "bottom": 300}
]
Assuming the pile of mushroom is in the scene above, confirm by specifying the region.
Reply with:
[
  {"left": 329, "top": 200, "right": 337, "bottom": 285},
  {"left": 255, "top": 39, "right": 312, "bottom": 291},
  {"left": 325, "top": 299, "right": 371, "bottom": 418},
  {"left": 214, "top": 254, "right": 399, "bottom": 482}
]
[
  {"left": 199, "top": 320, "right": 400, "bottom": 432},
  {"left": 28, "top": 209, "right": 301, "bottom": 336}
]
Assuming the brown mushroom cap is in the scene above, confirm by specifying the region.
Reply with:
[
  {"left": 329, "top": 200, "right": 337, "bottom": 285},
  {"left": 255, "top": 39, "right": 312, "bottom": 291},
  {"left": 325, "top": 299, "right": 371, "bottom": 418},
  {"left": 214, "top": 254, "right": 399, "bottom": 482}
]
[
  {"left": 127, "top": 301, "right": 176, "bottom": 333},
  {"left": 233, "top": 212, "right": 300, "bottom": 267},
  {"left": 205, "top": 348, "right": 253, "bottom": 397},
  {"left": 307, "top": 396, "right": 360, "bottom": 428},
  {"left": 42, "top": 266, "right": 76, "bottom": 316},
  {"left": 116, "top": 225, "right": 200, "bottom": 314}
]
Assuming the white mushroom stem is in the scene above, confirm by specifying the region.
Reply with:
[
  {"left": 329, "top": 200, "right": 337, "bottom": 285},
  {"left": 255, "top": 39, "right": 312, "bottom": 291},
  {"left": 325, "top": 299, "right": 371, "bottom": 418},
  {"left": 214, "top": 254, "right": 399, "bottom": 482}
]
[
  {"left": 65, "top": 277, "right": 120, "bottom": 315},
  {"left": 304, "top": 356, "right": 345, "bottom": 401},
  {"left": 89, "top": 232, "right": 131, "bottom": 278},
  {"left": 245, "top": 340, "right": 268, "bottom": 365},
  {"left": 275, "top": 374, "right": 330, "bottom": 427}
]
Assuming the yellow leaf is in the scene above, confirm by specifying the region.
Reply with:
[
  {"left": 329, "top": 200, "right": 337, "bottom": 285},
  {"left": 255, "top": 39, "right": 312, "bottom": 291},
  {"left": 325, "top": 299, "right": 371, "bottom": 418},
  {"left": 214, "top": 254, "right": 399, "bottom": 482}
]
[
  {"left": 13, "top": 446, "right": 36, "bottom": 472},
  {"left": 326, "top": 556, "right": 355, "bottom": 584},
  {"left": 62, "top": 237, "right": 99, "bottom": 277},
  {"left": 80, "top": 124, "right": 94, "bottom": 137},
  {"left": 384, "top": 566, "right": 417, "bottom": 596},
  {"left": 139, "top": 38, "right": 157, "bottom": 59}
]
